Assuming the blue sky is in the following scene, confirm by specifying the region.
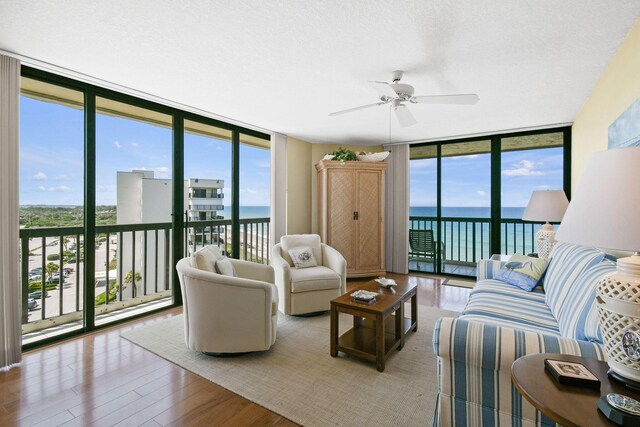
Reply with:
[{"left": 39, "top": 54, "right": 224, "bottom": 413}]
[
  {"left": 20, "top": 96, "right": 271, "bottom": 206},
  {"left": 410, "top": 147, "right": 564, "bottom": 207}
]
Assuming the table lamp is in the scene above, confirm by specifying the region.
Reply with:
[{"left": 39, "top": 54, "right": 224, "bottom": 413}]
[
  {"left": 555, "top": 147, "right": 640, "bottom": 387},
  {"left": 522, "top": 190, "right": 569, "bottom": 259}
]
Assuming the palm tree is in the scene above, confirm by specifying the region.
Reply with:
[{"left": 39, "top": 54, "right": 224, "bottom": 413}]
[
  {"left": 124, "top": 270, "right": 143, "bottom": 298},
  {"left": 45, "top": 262, "right": 59, "bottom": 284}
]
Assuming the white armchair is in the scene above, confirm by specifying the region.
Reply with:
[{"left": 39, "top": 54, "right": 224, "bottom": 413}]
[
  {"left": 176, "top": 245, "right": 278, "bottom": 354},
  {"left": 271, "top": 234, "right": 347, "bottom": 315}
]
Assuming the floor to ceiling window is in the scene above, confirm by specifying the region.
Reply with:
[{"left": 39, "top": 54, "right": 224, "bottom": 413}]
[
  {"left": 409, "top": 128, "right": 569, "bottom": 277},
  {"left": 239, "top": 133, "right": 271, "bottom": 263},
  {"left": 19, "top": 77, "right": 86, "bottom": 343},
  {"left": 94, "top": 97, "right": 174, "bottom": 326},
  {"left": 183, "top": 119, "right": 233, "bottom": 256},
  {"left": 18, "top": 67, "right": 272, "bottom": 348}
]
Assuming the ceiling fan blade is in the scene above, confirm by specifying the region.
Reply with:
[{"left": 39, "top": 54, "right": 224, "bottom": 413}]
[
  {"left": 328, "top": 102, "right": 384, "bottom": 116},
  {"left": 412, "top": 94, "right": 480, "bottom": 105},
  {"left": 368, "top": 81, "right": 398, "bottom": 98},
  {"left": 394, "top": 104, "right": 417, "bottom": 127}
]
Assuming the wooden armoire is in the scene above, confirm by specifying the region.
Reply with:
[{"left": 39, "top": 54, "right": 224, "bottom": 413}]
[{"left": 315, "top": 160, "right": 387, "bottom": 278}]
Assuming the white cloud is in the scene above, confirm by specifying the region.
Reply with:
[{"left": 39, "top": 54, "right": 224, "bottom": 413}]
[
  {"left": 131, "top": 142, "right": 140, "bottom": 148},
  {"left": 113, "top": 141, "right": 122, "bottom": 149},
  {"left": 533, "top": 185, "right": 551, "bottom": 191},
  {"left": 33, "top": 171, "right": 47, "bottom": 180},
  {"left": 502, "top": 160, "right": 544, "bottom": 177},
  {"left": 55, "top": 174, "right": 72, "bottom": 181},
  {"left": 56, "top": 185, "right": 72, "bottom": 192},
  {"left": 476, "top": 190, "right": 486, "bottom": 196},
  {"left": 38, "top": 186, "right": 46, "bottom": 192}
]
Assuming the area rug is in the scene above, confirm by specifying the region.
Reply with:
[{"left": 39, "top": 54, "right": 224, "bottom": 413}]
[
  {"left": 121, "top": 306, "right": 459, "bottom": 427},
  {"left": 442, "top": 278, "right": 475, "bottom": 289}
]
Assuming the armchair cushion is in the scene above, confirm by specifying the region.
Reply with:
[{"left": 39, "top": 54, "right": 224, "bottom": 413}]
[
  {"left": 280, "top": 234, "right": 323, "bottom": 267},
  {"left": 290, "top": 266, "right": 341, "bottom": 293},
  {"left": 215, "top": 257, "right": 237, "bottom": 277},
  {"left": 287, "top": 246, "right": 318, "bottom": 269},
  {"left": 192, "top": 245, "right": 223, "bottom": 272}
]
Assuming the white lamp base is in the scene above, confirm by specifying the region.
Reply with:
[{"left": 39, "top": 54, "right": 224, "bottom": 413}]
[
  {"left": 597, "top": 253, "right": 640, "bottom": 383},
  {"left": 535, "top": 223, "right": 556, "bottom": 259}
]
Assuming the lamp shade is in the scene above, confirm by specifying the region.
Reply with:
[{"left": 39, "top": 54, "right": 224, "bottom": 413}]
[
  {"left": 555, "top": 147, "right": 640, "bottom": 252},
  {"left": 522, "top": 190, "right": 569, "bottom": 222}
]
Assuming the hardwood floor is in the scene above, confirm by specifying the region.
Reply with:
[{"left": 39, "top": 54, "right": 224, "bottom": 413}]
[{"left": 0, "top": 273, "right": 470, "bottom": 426}]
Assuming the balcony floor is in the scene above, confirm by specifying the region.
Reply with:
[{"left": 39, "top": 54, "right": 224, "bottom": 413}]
[{"left": 409, "top": 259, "right": 477, "bottom": 277}]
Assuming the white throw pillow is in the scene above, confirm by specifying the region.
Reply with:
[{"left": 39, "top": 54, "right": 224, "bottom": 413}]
[
  {"left": 215, "top": 257, "right": 237, "bottom": 277},
  {"left": 192, "top": 245, "right": 223, "bottom": 272},
  {"left": 288, "top": 246, "right": 318, "bottom": 269}
]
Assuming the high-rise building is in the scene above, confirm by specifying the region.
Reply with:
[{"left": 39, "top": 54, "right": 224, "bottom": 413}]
[{"left": 116, "top": 171, "right": 225, "bottom": 300}]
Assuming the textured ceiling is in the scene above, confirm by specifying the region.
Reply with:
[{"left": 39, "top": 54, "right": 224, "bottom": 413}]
[{"left": 1, "top": 1, "right": 638, "bottom": 145}]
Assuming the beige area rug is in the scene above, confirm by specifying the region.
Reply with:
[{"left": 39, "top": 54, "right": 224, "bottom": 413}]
[
  {"left": 121, "top": 306, "right": 459, "bottom": 427},
  {"left": 442, "top": 278, "right": 475, "bottom": 289}
]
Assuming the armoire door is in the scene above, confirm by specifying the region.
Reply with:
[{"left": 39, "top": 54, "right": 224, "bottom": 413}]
[
  {"left": 356, "top": 170, "right": 382, "bottom": 271},
  {"left": 327, "top": 169, "right": 356, "bottom": 268}
]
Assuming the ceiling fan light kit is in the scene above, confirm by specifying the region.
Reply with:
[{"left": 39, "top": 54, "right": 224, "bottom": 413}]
[{"left": 329, "top": 70, "right": 479, "bottom": 127}]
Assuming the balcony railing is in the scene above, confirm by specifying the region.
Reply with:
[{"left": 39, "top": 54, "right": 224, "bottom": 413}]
[
  {"left": 409, "top": 216, "right": 548, "bottom": 275},
  {"left": 185, "top": 217, "right": 270, "bottom": 264},
  {"left": 19, "top": 217, "right": 271, "bottom": 342}
]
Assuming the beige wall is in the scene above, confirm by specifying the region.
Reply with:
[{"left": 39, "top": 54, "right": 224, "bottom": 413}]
[
  {"left": 572, "top": 19, "right": 640, "bottom": 193},
  {"left": 285, "top": 137, "right": 312, "bottom": 234},
  {"left": 285, "top": 139, "right": 384, "bottom": 235}
]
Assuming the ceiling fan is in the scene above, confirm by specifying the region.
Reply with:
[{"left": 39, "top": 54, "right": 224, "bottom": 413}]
[{"left": 328, "top": 70, "right": 479, "bottom": 127}]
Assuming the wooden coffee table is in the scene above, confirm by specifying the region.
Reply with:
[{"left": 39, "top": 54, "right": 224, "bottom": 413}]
[
  {"left": 330, "top": 280, "right": 417, "bottom": 372},
  {"left": 512, "top": 353, "right": 640, "bottom": 426}
]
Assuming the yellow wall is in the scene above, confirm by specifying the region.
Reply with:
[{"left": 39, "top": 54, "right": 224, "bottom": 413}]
[
  {"left": 572, "top": 19, "right": 640, "bottom": 193},
  {"left": 285, "top": 139, "right": 384, "bottom": 234}
]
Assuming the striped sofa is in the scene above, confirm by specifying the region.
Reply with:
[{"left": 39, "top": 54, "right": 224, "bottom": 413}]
[{"left": 433, "top": 242, "right": 616, "bottom": 426}]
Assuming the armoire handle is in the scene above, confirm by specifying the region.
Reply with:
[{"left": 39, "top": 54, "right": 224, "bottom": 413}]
[{"left": 353, "top": 211, "right": 359, "bottom": 220}]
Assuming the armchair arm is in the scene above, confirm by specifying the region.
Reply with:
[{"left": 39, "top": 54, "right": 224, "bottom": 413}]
[
  {"left": 476, "top": 259, "right": 507, "bottom": 280},
  {"left": 322, "top": 243, "right": 347, "bottom": 293},
  {"left": 433, "top": 317, "right": 606, "bottom": 373},
  {"left": 230, "top": 258, "right": 275, "bottom": 284},
  {"left": 271, "top": 243, "right": 292, "bottom": 313}
]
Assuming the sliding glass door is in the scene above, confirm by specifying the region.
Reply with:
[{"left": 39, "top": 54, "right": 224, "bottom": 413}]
[
  {"left": 440, "top": 140, "right": 491, "bottom": 275},
  {"left": 409, "top": 128, "right": 570, "bottom": 277}
]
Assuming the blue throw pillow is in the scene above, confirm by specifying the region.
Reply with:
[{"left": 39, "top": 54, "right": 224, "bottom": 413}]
[{"left": 494, "top": 253, "right": 550, "bottom": 292}]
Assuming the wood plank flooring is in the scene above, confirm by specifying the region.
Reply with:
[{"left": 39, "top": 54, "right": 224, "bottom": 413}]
[{"left": 0, "top": 273, "right": 470, "bottom": 426}]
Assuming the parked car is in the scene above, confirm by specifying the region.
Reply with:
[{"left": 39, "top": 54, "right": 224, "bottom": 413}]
[
  {"left": 29, "top": 268, "right": 42, "bottom": 275},
  {"left": 28, "top": 274, "right": 42, "bottom": 281},
  {"left": 28, "top": 290, "right": 48, "bottom": 299},
  {"left": 27, "top": 298, "right": 38, "bottom": 311}
]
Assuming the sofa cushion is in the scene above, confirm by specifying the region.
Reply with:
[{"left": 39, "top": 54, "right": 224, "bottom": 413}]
[
  {"left": 192, "top": 245, "right": 223, "bottom": 272},
  {"left": 544, "top": 242, "right": 605, "bottom": 321},
  {"left": 556, "top": 259, "right": 616, "bottom": 343},
  {"left": 290, "top": 266, "right": 340, "bottom": 293},
  {"left": 281, "top": 234, "right": 323, "bottom": 267},
  {"left": 460, "top": 279, "right": 560, "bottom": 335}
]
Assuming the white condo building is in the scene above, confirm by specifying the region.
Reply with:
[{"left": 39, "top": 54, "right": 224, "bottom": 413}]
[{"left": 116, "top": 171, "right": 224, "bottom": 299}]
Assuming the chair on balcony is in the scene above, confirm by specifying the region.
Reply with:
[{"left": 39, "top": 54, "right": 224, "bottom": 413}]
[
  {"left": 176, "top": 245, "right": 278, "bottom": 354},
  {"left": 271, "top": 234, "right": 346, "bottom": 315},
  {"left": 409, "top": 229, "right": 442, "bottom": 272}
]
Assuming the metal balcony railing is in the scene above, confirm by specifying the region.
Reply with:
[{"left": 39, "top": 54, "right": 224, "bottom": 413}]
[
  {"left": 409, "top": 216, "right": 548, "bottom": 274},
  {"left": 19, "top": 217, "right": 271, "bottom": 340},
  {"left": 185, "top": 217, "right": 270, "bottom": 264}
]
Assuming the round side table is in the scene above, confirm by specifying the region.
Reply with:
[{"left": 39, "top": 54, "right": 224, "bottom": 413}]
[{"left": 511, "top": 353, "right": 640, "bottom": 427}]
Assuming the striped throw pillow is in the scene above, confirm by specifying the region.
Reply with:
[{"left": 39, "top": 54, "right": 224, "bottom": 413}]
[
  {"left": 556, "top": 260, "right": 616, "bottom": 343},
  {"left": 544, "top": 242, "right": 605, "bottom": 320}
]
